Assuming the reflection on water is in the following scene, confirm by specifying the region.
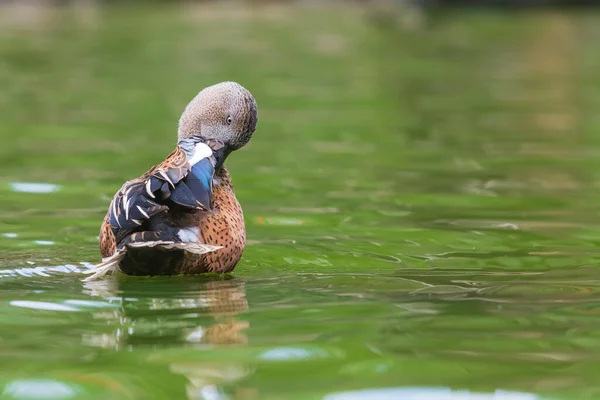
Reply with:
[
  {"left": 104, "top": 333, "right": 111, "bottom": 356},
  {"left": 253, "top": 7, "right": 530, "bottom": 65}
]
[
  {"left": 9, "top": 182, "right": 61, "bottom": 194},
  {"left": 3, "top": 379, "right": 84, "bottom": 399},
  {"left": 0, "top": 2, "right": 599, "bottom": 400},
  {"left": 83, "top": 278, "right": 251, "bottom": 399}
]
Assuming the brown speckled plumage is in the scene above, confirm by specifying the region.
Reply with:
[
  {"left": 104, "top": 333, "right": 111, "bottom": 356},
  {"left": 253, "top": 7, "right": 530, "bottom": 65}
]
[
  {"left": 99, "top": 214, "right": 116, "bottom": 258},
  {"left": 89, "top": 81, "right": 258, "bottom": 279},
  {"left": 182, "top": 168, "right": 245, "bottom": 273}
]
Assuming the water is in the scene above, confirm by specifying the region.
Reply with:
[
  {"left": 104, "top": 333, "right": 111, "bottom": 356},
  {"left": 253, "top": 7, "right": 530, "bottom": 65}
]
[{"left": 0, "top": 3, "right": 600, "bottom": 399}]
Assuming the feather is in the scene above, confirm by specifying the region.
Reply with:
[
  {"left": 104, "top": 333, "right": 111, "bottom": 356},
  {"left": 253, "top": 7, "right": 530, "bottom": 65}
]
[
  {"left": 169, "top": 181, "right": 203, "bottom": 209},
  {"left": 83, "top": 241, "right": 223, "bottom": 281},
  {"left": 123, "top": 193, "right": 131, "bottom": 220},
  {"left": 82, "top": 251, "right": 124, "bottom": 281},
  {"left": 182, "top": 158, "right": 214, "bottom": 210},
  {"left": 145, "top": 179, "right": 155, "bottom": 198},
  {"left": 158, "top": 181, "right": 171, "bottom": 200},
  {"left": 136, "top": 205, "right": 149, "bottom": 219},
  {"left": 158, "top": 169, "right": 174, "bottom": 187},
  {"left": 189, "top": 142, "right": 213, "bottom": 165},
  {"left": 107, "top": 178, "right": 169, "bottom": 244}
]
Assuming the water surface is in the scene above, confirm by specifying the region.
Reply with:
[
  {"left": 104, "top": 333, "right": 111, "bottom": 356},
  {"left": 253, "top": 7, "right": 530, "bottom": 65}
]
[{"left": 0, "top": 4, "right": 599, "bottom": 400}]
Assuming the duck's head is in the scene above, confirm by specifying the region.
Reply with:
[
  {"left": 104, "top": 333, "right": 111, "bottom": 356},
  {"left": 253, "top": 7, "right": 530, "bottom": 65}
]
[{"left": 177, "top": 81, "right": 258, "bottom": 168}]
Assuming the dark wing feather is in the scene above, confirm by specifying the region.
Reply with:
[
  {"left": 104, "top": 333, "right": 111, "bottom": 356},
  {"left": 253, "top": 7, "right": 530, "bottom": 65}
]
[
  {"left": 105, "top": 144, "right": 216, "bottom": 247},
  {"left": 107, "top": 178, "right": 169, "bottom": 244}
]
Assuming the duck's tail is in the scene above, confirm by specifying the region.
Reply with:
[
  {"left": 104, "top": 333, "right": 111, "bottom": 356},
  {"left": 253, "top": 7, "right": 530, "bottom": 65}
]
[{"left": 82, "top": 241, "right": 222, "bottom": 282}]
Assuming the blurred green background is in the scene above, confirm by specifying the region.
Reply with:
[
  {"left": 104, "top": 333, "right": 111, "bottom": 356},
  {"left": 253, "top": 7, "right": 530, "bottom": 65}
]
[{"left": 1, "top": 1, "right": 600, "bottom": 399}]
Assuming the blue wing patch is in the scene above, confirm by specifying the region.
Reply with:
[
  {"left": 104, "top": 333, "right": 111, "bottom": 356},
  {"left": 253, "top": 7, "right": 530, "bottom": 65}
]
[{"left": 168, "top": 158, "right": 214, "bottom": 210}]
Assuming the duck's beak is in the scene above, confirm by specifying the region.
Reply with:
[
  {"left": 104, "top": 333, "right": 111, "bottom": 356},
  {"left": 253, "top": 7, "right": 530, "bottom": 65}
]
[{"left": 205, "top": 140, "right": 232, "bottom": 171}]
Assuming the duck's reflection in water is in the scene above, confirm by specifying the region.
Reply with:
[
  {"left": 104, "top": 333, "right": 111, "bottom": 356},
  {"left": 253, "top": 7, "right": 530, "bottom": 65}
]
[{"left": 83, "top": 276, "right": 252, "bottom": 400}]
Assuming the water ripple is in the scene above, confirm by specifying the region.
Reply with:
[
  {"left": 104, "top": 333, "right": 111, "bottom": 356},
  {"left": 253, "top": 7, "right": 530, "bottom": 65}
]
[{"left": 324, "top": 388, "right": 545, "bottom": 400}]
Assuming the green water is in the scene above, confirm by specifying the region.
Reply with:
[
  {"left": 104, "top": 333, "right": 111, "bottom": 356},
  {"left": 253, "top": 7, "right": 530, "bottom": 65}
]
[{"left": 1, "top": 3, "right": 600, "bottom": 399}]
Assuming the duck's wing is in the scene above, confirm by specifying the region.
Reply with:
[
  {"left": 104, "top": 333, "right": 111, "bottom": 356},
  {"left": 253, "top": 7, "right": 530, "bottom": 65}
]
[
  {"left": 104, "top": 143, "right": 217, "bottom": 247},
  {"left": 148, "top": 143, "right": 217, "bottom": 211}
]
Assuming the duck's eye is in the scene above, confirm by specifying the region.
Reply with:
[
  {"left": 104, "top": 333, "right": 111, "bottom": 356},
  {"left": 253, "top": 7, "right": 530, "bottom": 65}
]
[{"left": 226, "top": 116, "right": 233, "bottom": 125}]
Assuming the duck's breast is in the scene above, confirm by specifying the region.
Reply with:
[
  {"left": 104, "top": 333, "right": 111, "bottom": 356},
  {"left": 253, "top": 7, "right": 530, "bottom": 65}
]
[{"left": 179, "top": 168, "right": 246, "bottom": 274}]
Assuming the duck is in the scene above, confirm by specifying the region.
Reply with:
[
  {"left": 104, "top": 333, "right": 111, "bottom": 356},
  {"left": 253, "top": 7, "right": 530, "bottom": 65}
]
[{"left": 84, "top": 81, "right": 258, "bottom": 281}]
